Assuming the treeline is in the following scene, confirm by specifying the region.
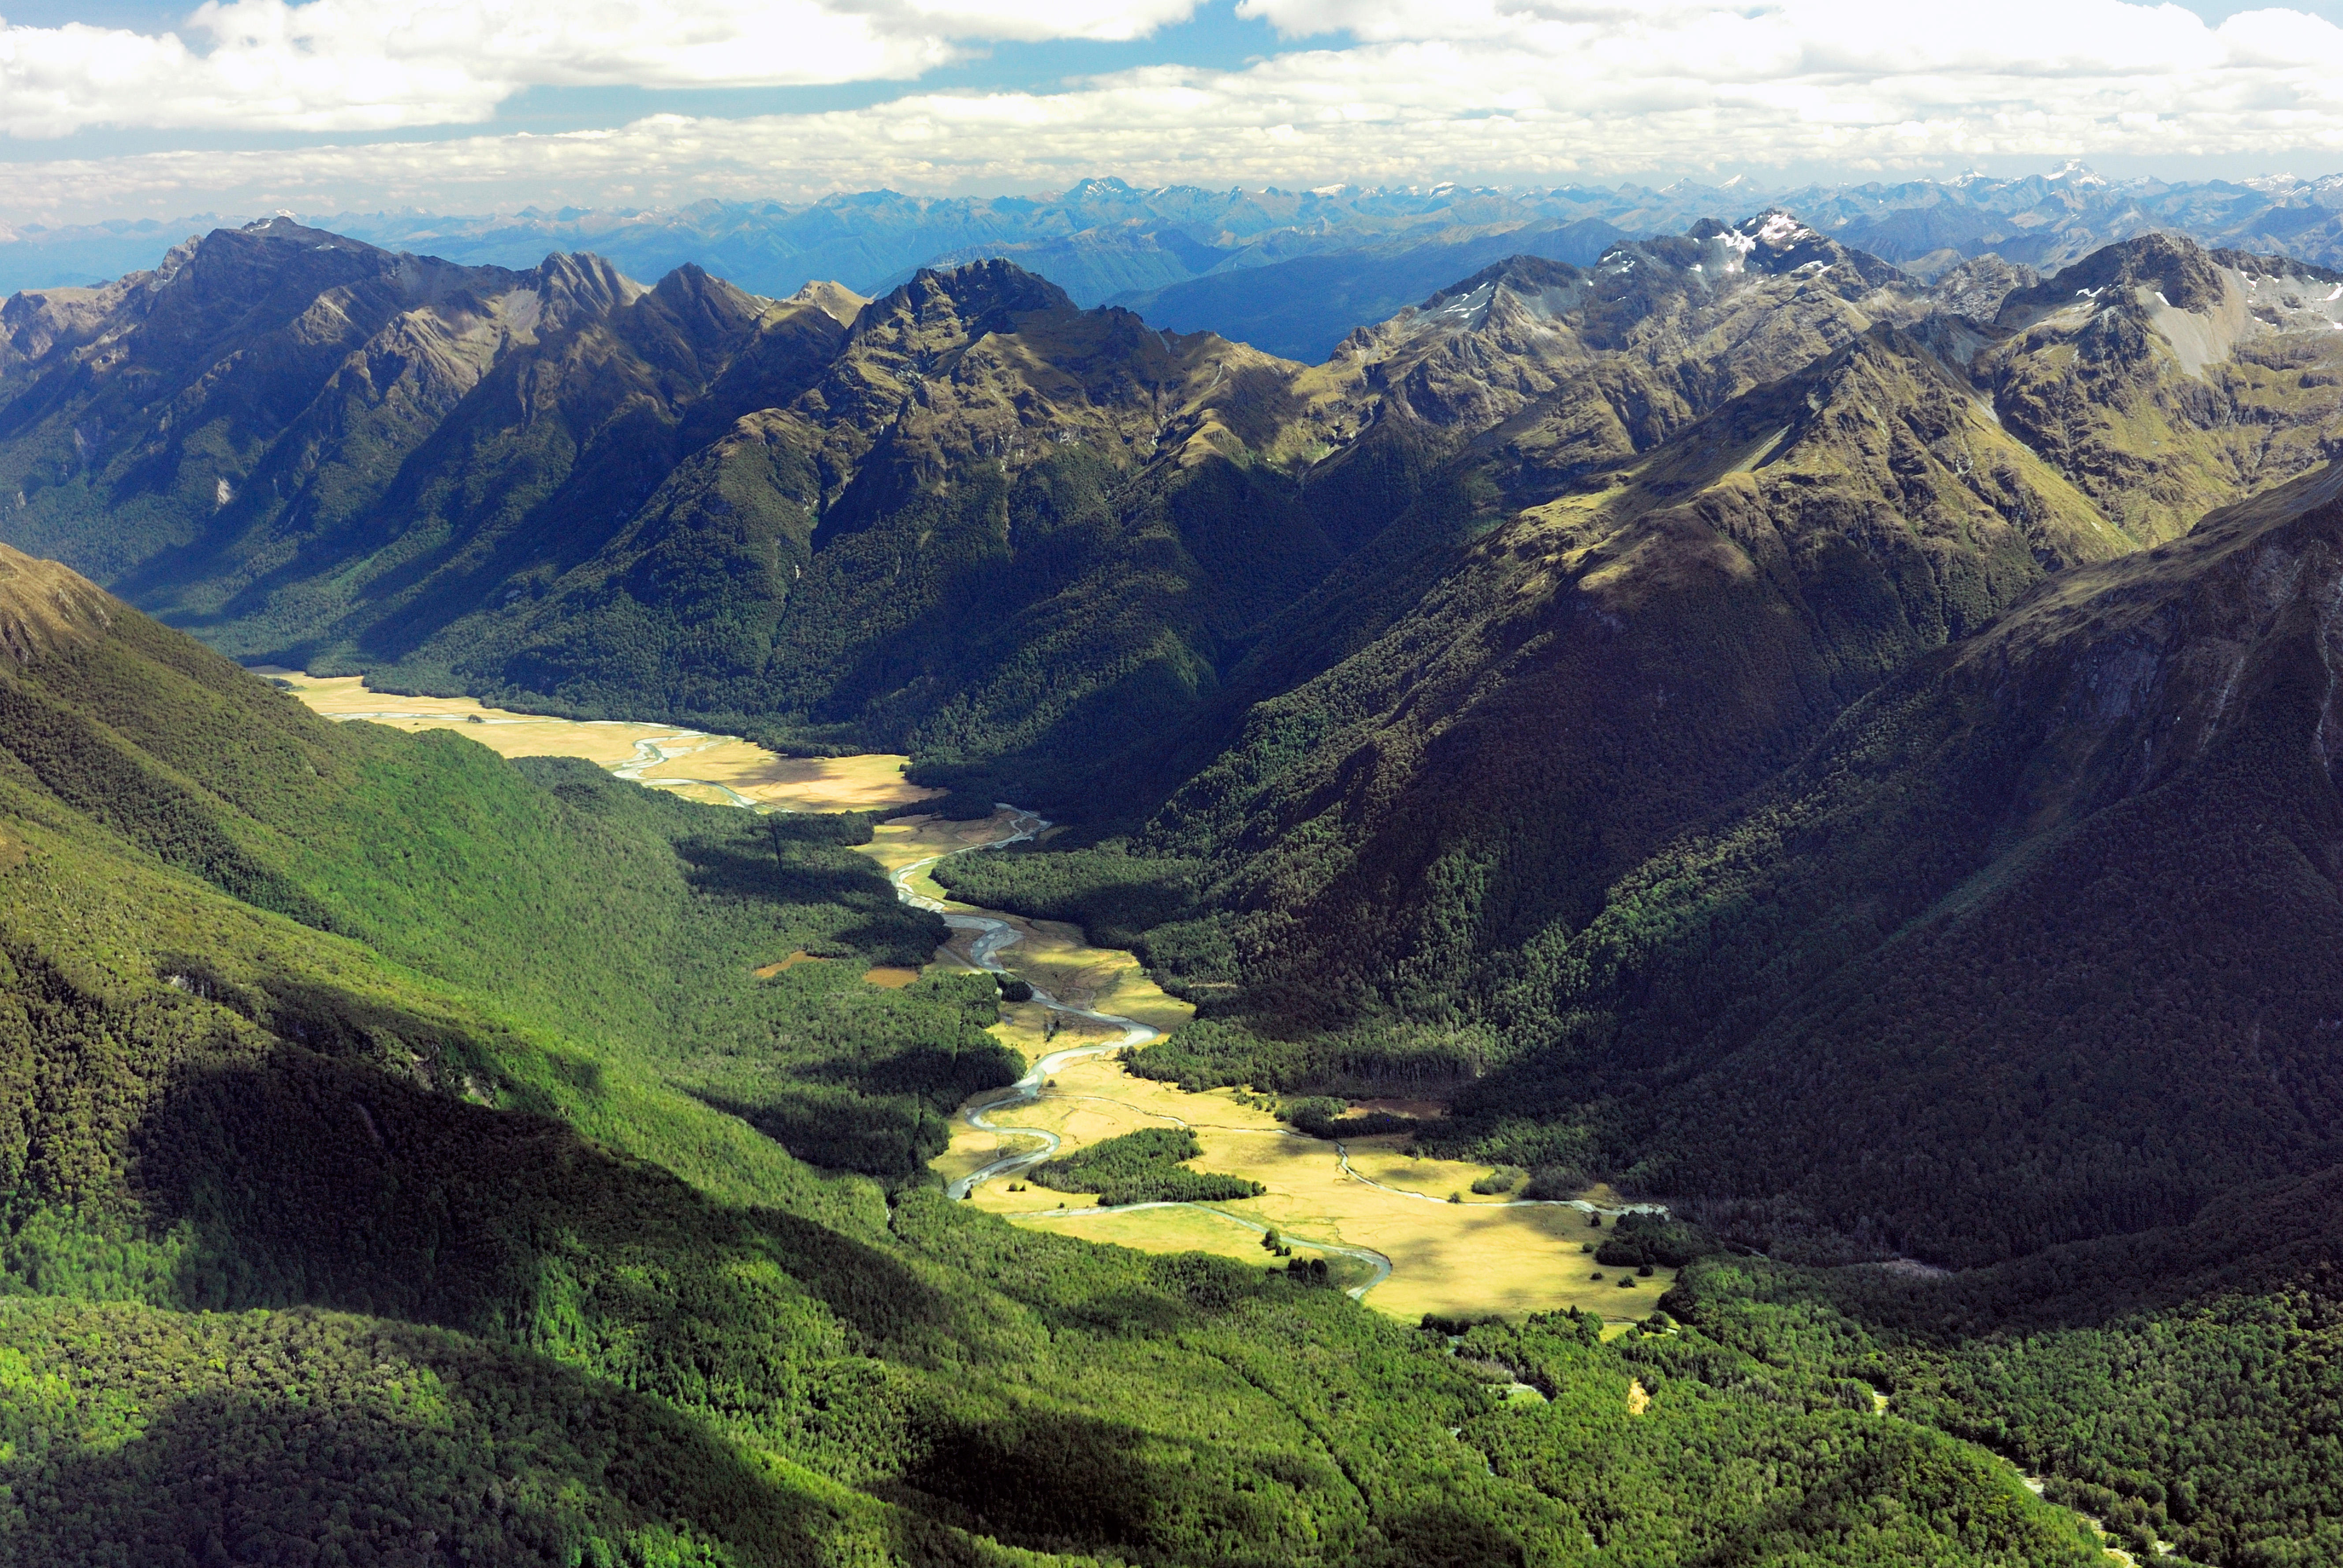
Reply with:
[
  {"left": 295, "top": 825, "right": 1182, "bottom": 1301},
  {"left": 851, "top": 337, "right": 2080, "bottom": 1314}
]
[
  {"left": 1124, "top": 1016, "right": 1492, "bottom": 1098},
  {"left": 930, "top": 836, "right": 1235, "bottom": 984}
]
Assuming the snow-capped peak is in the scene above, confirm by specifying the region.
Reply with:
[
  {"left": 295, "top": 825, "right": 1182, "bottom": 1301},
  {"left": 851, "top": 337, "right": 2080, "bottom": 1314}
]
[{"left": 1741, "top": 209, "right": 1812, "bottom": 248}]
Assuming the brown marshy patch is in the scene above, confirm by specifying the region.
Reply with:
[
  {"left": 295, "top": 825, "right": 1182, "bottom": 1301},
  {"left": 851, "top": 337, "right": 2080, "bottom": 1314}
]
[
  {"left": 752, "top": 951, "right": 827, "bottom": 978},
  {"left": 862, "top": 966, "right": 921, "bottom": 989},
  {"left": 1351, "top": 1097, "right": 1450, "bottom": 1120}
]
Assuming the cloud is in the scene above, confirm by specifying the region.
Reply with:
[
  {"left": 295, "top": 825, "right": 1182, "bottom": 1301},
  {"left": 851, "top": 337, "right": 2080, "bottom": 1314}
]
[
  {"left": 2, "top": 1, "right": 2342, "bottom": 217},
  {"left": 0, "top": 0, "right": 1205, "bottom": 136}
]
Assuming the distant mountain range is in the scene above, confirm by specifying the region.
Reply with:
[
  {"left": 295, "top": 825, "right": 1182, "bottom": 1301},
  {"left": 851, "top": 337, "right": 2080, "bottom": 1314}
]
[{"left": 14, "top": 163, "right": 2343, "bottom": 360}]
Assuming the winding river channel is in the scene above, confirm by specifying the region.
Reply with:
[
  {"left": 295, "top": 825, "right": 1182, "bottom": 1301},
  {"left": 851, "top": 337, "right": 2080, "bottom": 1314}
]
[
  {"left": 274, "top": 665, "right": 1677, "bottom": 1312},
  {"left": 887, "top": 808, "right": 1398, "bottom": 1298},
  {"left": 887, "top": 809, "right": 1666, "bottom": 1304}
]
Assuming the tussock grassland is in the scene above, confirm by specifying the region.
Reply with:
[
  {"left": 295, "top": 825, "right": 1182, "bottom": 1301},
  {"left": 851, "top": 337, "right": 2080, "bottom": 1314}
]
[
  {"left": 636, "top": 746, "right": 935, "bottom": 811},
  {"left": 264, "top": 671, "right": 936, "bottom": 811},
  {"left": 950, "top": 1052, "right": 1675, "bottom": 1323}
]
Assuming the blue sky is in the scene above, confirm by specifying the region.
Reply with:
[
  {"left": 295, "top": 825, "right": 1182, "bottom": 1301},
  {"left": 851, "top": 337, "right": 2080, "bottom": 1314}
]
[{"left": 4, "top": 1, "right": 2343, "bottom": 220}]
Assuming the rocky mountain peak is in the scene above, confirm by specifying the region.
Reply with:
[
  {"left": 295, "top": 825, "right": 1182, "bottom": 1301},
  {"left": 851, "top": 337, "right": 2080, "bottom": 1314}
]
[
  {"left": 527, "top": 252, "right": 644, "bottom": 330},
  {"left": 644, "top": 262, "right": 766, "bottom": 343},
  {"left": 784, "top": 279, "right": 868, "bottom": 327},
  {"left": 2001, "top": 229, "right": 2228, "bottom": 321},
  {"left": 860, "top": 258, "right": 1076, "bottom": 344},
  {"left": 1930, "top": 253, "right": 2041, "bottom": 323}
]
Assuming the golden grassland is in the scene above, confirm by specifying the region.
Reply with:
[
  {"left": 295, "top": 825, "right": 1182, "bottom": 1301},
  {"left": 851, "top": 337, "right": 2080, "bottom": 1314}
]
[
  {"left": 881, "top": 805, "right": 1671, "bottom": 1321},
  {"left": 853, "top": 813, "right": 1198, "bottom": 1032},
  {"left": 849, "top": 812, "right": 1015, "bottom": 899},
  {"left": 260, "top": 671, "right": 938, "bottom": 812},
  {"left": 639, "top": 746, "right": 935, "bottom": 813},
  {"left": 943, "top": 1050, "right": 1675, "bottom": 1324}
]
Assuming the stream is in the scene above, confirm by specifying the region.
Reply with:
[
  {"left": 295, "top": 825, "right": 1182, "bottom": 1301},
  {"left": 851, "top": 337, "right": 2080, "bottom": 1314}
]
[
  {"left": 886, "top": 805, "right": 1669, "bottom": 1304},
  {"left": 886, "top": 807, "right": 1396, "bottom": 1299},
  {"left": 612, "top": 734, "right": 764, "bottom": 808}
]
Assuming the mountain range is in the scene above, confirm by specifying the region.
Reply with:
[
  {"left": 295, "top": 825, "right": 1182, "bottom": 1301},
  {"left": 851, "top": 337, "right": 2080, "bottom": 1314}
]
[
  {"left": 20, "top": 162, "right": 2343, "bottom": 360},
  {"left": 7, "top": 187, "right": 2343, "bottom": 1564}
]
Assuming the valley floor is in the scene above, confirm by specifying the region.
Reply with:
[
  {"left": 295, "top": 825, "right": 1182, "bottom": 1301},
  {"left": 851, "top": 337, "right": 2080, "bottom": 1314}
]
[
  {"left": 259, "top": 668, "right": 937, "bottom": 811},
  {"left": 865, "top": 810, "right": 1680, "bottom": 1326},
  {"left": 271, "top": 672, "right": 1673, "bottom": 1330}
]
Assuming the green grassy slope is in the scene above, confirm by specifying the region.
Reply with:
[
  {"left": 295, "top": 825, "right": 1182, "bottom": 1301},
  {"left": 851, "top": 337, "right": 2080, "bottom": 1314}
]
[{"left": 0, "top": 558, "right": 1006, "bottom": 1190}]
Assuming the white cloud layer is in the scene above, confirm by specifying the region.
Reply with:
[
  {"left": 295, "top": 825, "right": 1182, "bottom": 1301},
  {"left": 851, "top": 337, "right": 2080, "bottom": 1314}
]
[
  {"left": 0, "top": 0, "right": 1204, "bottom": 135},
  {"left": 3, "top": 1, "right": 2343, "bottom": 218}
]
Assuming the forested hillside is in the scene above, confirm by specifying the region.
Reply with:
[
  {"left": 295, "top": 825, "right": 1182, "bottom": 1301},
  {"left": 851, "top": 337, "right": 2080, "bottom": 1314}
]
[{"left": 0, "top": 549, "right": 2118, "bottom": 1565}]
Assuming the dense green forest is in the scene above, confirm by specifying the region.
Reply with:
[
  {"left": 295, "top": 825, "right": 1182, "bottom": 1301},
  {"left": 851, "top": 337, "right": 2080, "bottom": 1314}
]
[
  {"left": 922, "top": 263, "right": 2343, "bottom": 1560},
  {"left": 1027, "top": 1126, "right": 1266, "bottom": 1205},
  {"left": 1655, "top": 1158, "right": 2343, "bottom": 1567},
  {"left": 0, "top": 560, "right": 2127, "bottom": 1564}
]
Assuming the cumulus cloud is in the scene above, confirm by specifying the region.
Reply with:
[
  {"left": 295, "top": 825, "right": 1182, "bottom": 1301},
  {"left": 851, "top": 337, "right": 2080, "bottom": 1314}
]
[
  {"left": 0, "top": 0, "right": 1204, "bottom": 135},
  {"left": 2, "top": 1, "right": 2342, "bottom": 217}
]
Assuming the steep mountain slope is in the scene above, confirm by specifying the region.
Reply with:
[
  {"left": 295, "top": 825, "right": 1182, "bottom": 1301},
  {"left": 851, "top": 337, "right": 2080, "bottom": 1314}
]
[
  {"left": 1138, "top": 320, "right": 2123, "bottom": 1022},
  {"left": 957, "top": 231, "right": 2343, "bottom": 1017},
  {"left": 0, "top": 219, "right": 570, "bottom": 582},
  {"left": 1980, "top": 235, "right": 2343, "bottom": 542},
  {"left": 1149, "top": 214, "right": 1930, "bottom": 722},
  {"left": 0, "top": 214, "right": 1927, "bottom": 816},
  {"left": 0, "top": 540, "right": 1000, "bottom": 1187},
  {"left": 413, "top": 258, "right": 1349, "bottom": 778},
  {"left": 124, "top": 254, "right": 849, "bottom": 669},
  {"left": 1467, "top": 458, "right": 2343, "bottom": 1264},
  {"left": 0, "top": 227, "right": 1352, "bottom": 795}
]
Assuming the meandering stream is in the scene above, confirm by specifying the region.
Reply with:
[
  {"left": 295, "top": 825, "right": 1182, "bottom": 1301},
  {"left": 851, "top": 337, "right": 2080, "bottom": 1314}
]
[
  {"left": 610, "top": 734, "right": 762, "bottom": 807},
  {"left": 887, "top": 806, "right": 1675, "bottom": 1305},
  {"left": 886, "top": 808, "right": 1398, "bottom": 1299}
]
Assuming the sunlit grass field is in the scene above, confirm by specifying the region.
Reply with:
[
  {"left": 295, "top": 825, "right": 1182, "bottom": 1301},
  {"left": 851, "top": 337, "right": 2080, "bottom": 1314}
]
[
  {"left": 263, "top": 671, "right": 937, "bottom": 812},
  {"left": 948, "top": 1051, "right": 1675, "bottom": 1323}
]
